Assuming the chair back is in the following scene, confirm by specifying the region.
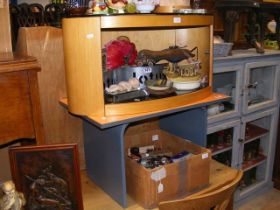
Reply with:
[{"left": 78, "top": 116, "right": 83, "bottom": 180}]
[{"left": 159, "top": 170, "right": 243, "bottom": 210}]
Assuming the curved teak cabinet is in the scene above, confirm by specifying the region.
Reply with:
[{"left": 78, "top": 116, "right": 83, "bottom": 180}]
[{"left": 62, "top": 14, "right": 223, "bottom": 124}]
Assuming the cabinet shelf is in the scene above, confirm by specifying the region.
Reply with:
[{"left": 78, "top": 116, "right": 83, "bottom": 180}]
[
  {"left": 209, "top": 144, "right": 232, "bottom": 156},
  {"left": 239, "top": 179, "right": 266, "bottom": 194},
  {"left": 99, "top": 15, "right": 213, "bottom": 29},
  {"left": 242, "top": 154, "right": 266, "bottom": 171},
  {"left": 245, "top": 123, "right": 269, "bottom": 143}
]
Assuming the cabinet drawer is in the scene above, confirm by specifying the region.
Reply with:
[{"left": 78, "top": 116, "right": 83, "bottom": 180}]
[{"left": 0, "top": 71, "right": 34, "bottom": 144}]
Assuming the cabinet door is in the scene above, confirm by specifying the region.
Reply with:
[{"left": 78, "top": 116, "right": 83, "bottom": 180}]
[
  {"left": 207, "top": 119, "right": 241, "bottom": 168},
  {"left": 0, "top": 71, "right": 35, "bottom": 144},
  {"left": 237, "top": 108, "right": 279, "bottom": 200},
  {"left": 242, "top": 61, "right": 280, "bottom": 114},
  {"left": 208, "top": 64, "right": 242, "bottom": 124}
]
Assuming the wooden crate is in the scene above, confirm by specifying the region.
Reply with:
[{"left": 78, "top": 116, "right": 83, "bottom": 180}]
[{"left": 125, "top": 129, "right": 211, "bottom": 209}]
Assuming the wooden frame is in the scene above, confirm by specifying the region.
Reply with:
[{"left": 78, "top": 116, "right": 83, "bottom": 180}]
[{"left": 9, "top": 143, "right": 83, "bottom": 210}]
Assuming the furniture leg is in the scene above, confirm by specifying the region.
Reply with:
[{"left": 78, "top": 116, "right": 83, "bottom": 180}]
[
  {"left": 83, "top": 120, "right": 128, "bottom": 207},
  {"left": 159, "top": 108, "right": 207, "bottom": 147}
]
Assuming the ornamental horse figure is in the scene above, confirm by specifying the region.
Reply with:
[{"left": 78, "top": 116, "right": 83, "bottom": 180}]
[{"left": 136, "top": 46, "right": 198, "bottom": 67}]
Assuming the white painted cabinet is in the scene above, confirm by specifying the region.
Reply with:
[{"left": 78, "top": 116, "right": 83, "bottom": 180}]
[{"left": 207, "top": 49, "right": 280, "bottom": 205}]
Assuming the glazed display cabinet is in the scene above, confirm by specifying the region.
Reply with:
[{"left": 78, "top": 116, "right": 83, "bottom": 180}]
[{"left": 209, "top": 49, "right": 280, "bottom": 205}]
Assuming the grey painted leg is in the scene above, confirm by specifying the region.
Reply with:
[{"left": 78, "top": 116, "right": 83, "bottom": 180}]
[
  {"left": 159, "top": 107, "right": 207, "bottom": 147},
  {"left": 83, "top": 121, "right": 128, "bottom": 207}
]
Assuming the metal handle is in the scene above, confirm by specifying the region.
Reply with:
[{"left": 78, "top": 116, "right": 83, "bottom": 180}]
[{"left": 238, "top": 138, "right": 244, "bottom": 143}]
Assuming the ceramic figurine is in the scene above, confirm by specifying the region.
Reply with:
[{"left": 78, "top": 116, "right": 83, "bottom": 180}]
[{"left": 0, "top": 181, "right": 25, "bottom": 210}]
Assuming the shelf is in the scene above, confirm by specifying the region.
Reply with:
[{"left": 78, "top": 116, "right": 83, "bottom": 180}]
[
  {"left": 242, "top": 154, "right": 267, "bottom": 171},
  {"left": 60, "top": 92, "right": 229, "bottom": 128},
  {"left": 99, "top": 15, "right": 213, "bottom": 29},
  {"left": 245, "top": 123, "right": 269, "bottom": 143},
  {"left": 209, "top": 143, "right": 232, "bottom": 156},
  {"left": 239, "top": 179, "right": 266, "bottom": 194}
]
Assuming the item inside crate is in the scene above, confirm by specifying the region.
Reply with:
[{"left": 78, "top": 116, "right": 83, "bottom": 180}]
[{"left": 127, "top": 145, "right": 192, "bottom": 169}]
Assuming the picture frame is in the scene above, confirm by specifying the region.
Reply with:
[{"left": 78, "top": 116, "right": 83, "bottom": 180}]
[{"left": 9, "top": 143, "right": 83, "bottom": 210}]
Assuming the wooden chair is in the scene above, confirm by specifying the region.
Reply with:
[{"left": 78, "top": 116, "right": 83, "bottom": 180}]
[{"left": 158, "top": 170, "right": 243, "bottom": 210}]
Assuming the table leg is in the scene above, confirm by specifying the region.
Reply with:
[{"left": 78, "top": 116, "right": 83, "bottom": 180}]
[
  {"left": 83, "top": 121, "right": 129, "bottom": 207},
  {"left": 159, "top": 108, "right": 207, "bottom": 147}
]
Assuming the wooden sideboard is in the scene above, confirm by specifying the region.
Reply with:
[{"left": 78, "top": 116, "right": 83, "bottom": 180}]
[{"left": 0, "top": 52, "right": 44, "bottom": 145}]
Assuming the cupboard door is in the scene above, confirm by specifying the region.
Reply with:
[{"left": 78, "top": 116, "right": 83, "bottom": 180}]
[
  {"left": 207, "top": 119, "right": 241, "bottom": 168},
  {"left": 237, "top": 108, "right": 279, "bottom": 198},
  {"left": 208, "top": 64, "right": 242, "bottom": 124},
  {"left": 242, "top": 61, "right": 280, "bottom": 114},
  {"left": 0, "top": 71, "right": 34, "bottom": 144}
]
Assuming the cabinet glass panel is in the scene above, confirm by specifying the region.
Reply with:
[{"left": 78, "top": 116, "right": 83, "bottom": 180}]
[
  {"left": 207, "top": 125, "right": 238, "bottom": 167},
  {"left": 207, "top": 127, "right": 233, "bottom": 155},
  {"left": 247, "top": 66, "right": 275, "bottom": 105},
  {"left": 239, "top": 164, "right": 266, "bottom": 192},
  {"left": 212, "top": 150, "right": 232, "bottom": 167},
  {"left": 240, "top": 115, "right": 271, "bottom": 192},
  {"left": 102, "top": 27, "right": 211, "bottom": 104},
  {"left": 207, "top": 66, "right": 241, "bottom": 123},
  {"left": 213, "top": 72, "right": 236, "bottom": 112},
  {"left": 244, "top": 62, "right": 279, "bottom": 114}
]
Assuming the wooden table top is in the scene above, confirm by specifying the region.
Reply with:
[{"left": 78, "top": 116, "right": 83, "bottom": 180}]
[
  {"left": 81, "top": 160, "right": 239, "bottom": 210},
  {"left": 0, "top": 52, "right": 39, "bottom": 74}
]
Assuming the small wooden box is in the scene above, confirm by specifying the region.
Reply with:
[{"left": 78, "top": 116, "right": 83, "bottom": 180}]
[{"left": 125, "top": 129, "right": 211, "bottom": 209}]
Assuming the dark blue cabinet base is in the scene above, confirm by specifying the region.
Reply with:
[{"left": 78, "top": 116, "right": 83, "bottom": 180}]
[{"left": 83, "top": 107, "right": 207, "bottom": 207}]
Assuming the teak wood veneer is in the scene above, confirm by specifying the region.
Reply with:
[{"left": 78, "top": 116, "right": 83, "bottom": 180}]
[
  {"left": 0, "top": 52, "right": 45, "bottom": 145},
  {"left": 62, "top": 14, "right": 227, "bottom": 126},
  {"left": 0, "top": 0, "right": 12, "bottom": 53}
]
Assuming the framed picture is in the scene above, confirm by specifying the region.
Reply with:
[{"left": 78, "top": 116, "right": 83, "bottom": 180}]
[{"left": 9, "top": 143, "right": 83, "bottom": 210}]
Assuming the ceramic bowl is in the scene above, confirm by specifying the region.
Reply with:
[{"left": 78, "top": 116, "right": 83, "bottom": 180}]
[
  {"left": 136, "top": 4, "right": 155, "bottom": 13},
  {"left": 172, "top": 80, "right": 200, "bottom": 91},
  {"left": 133, "top": 0, "right": 159, "bottom": 13}
]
